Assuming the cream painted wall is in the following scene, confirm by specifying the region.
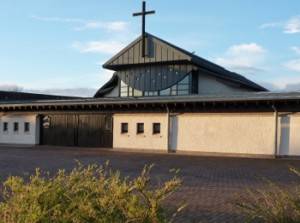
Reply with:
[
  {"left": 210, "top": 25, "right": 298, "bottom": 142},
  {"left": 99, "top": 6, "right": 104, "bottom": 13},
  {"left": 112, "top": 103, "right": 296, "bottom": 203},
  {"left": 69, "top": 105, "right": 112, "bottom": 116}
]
[
  {"left": 278, "top": 114, "right": 300, "bottom": 156},
  {"left": 198, "top": 73, "right": 251, "bottom": 94},
  {"left": 173, "top": 113, "right": 275, "bottom": 155},
  {"left": 0, "top": 114, "right": 40, "bottom": 145},
  {"left": 113, "top": 113, "right": 168, "bottom": 151}
]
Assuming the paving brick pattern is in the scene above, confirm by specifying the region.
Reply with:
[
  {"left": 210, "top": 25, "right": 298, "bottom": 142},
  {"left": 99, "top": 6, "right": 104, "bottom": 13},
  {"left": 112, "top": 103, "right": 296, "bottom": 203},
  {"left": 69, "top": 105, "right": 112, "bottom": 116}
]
[{"left": 0, "top": 146, "right": 299, "bottom": 223}]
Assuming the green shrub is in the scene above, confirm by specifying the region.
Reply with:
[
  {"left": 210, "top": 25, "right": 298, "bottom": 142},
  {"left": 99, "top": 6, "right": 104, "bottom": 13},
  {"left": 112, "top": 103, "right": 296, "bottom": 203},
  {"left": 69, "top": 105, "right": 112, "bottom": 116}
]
[
  {"left": 236, "top": 168, "right": 300, "bottom": 223},
  {"left": 0, "top": 162, "right": 183, "bottom": 223}
]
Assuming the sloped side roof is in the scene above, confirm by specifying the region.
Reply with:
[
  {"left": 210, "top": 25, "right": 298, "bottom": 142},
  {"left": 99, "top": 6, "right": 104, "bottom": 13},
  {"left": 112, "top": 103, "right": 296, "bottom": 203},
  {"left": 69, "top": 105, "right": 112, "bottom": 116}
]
[
  {"left": 94, "top": 73, "right": 119, "bottom": 98},
  {"left": 0, "top": 91, "right": 79, "bottom": 101},
  {"left": 102, "top": 33, "right": 267, "bottom": 92}
]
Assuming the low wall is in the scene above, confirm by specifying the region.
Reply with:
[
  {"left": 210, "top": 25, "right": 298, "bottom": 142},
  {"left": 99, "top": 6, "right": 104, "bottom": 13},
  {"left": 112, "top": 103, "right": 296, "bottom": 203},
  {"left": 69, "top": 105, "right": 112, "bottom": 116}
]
[
  {"left": 113, "top": 113, "right": 168, "bottom": 151},
  {"left": 0, "top": 114, "right": 40, "bottom": 145},
  {"left": 172, "top": 113, "right": 276, "bottom": 155}
]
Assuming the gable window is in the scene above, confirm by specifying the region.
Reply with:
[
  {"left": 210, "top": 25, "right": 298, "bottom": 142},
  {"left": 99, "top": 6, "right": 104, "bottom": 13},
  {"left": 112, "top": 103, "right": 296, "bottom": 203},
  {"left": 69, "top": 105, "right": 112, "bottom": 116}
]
[
  {"left": 24, "top": 122, "right": 30, "bottom": 133},
  {"left": 13, "top": 122, "right": 19, "bottom": 132},
  {"left": 133, "top": 88, "right": 143, "bottom": 97},
  {"left": 153, "top": 123, "right": 161, "bottom": 134},
  {"left": 120, "top": 73, "right": 193, "bottom": 98},
  {"left": 121, "top": 123, "right": 128, "bottom": 134},
  {"left": 137, "top": 123, "right": 144, "bottom": 134},
  {"left": 3, "top": 122, "right": 8, "bottom": 132}
]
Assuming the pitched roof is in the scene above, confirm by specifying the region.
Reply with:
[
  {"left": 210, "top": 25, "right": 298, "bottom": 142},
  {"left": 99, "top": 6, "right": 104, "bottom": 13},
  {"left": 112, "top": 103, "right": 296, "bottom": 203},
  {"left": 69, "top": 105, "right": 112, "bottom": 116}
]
[
  {"left": 103, "top": 33, "right": 267, "bottom": 92},
  {"left": 2, "top": 92, "right": 300, "bottom": 107},
  {"left": 94, "top": 73, "right": 118, "bottom": 98},
  {"left": 0, "top": 91, "right": 79, "bottom": 101}
]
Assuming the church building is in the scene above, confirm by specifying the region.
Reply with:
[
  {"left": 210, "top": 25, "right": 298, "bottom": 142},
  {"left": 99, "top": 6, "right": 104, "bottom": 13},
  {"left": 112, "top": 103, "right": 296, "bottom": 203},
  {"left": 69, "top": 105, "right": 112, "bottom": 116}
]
[{"left": 1, "top": 2, "right": 300, "bottom": 157}]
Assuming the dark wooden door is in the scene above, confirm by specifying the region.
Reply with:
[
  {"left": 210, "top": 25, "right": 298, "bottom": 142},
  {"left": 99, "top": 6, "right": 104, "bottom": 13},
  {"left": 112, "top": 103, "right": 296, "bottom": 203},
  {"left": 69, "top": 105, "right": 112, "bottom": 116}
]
[
  {"left": 42, "top": 115, "right": 77, "bottom": 146},
  {"left": 77, "top": 115, "right": 113, "bottom": 148},
  {"left": 41, "top": 114, "right": 113, "bottom": 148}
]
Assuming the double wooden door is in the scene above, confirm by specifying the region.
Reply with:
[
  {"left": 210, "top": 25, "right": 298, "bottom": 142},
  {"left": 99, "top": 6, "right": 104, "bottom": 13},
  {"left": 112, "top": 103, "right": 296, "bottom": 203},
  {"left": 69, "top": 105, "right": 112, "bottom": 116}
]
[{"left": 41, "top": 114, "right": 113, "bottom": 148}]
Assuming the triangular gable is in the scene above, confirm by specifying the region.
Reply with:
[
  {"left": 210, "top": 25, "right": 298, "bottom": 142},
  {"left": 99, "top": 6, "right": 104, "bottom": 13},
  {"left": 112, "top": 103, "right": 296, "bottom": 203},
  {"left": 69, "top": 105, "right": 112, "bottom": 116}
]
[
  {"left": 102, "top": 33, "right": 267, "bottom": 92},
  {"left": 103, "top": 33, "right": 192, "bottom": 70}
]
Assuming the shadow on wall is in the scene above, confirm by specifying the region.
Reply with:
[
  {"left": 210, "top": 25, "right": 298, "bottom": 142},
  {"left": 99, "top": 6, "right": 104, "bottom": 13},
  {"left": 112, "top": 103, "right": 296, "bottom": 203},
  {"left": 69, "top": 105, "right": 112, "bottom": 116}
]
[{"left": 279, "top": 115, "right": 290, "bottom": 156}]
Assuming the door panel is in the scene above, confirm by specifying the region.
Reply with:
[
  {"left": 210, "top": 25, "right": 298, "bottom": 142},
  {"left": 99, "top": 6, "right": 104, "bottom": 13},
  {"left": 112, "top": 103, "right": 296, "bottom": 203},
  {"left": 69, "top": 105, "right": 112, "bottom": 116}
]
[{"left": 41, "top": 114, "right": 113, "bottom": 148}]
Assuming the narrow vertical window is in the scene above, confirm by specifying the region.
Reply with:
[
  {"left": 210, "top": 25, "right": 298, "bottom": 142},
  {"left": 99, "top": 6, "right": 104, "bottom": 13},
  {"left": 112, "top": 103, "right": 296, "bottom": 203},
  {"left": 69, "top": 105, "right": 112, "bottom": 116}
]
[
  {"left": 105, "top": 116, "right": 112, "bottom": 131},
  {"left": 137, "top": 123, "right": 144, "bottom": 134},
  {"left": 121, "top": 123, "right": 128, "bottom": 134},
  {"left": 153, "top": 123, "right": 161, "bottom": 134},
  {"left": 24, "top": 122, "right": 30, "bottom": 133},
  {"left": 13, "top": 122, "right": 19, "bottom": 132},
  {"left": 3, "top": 122, "right": 8, "bottom": 132}
]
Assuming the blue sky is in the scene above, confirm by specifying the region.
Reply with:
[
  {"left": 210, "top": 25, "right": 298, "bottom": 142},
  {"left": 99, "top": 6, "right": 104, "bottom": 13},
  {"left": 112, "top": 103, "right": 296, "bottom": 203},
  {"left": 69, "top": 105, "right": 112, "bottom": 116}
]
[{"left": 0, "top": 0, "right": 300, "bottom": 96}]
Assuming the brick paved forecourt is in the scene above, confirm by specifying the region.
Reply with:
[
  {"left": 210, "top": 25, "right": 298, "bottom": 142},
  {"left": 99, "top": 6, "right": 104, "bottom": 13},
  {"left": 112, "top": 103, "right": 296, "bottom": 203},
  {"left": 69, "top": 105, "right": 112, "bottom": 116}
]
[{"left": 0, "top": 145, "right": 299, "bottom": 223}]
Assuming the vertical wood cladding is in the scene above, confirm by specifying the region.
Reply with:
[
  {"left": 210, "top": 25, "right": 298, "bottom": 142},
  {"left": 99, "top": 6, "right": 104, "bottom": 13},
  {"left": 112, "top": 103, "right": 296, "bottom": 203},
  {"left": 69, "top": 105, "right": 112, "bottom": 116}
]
[
  {"left": 41, "top": 114, "right": 113, "bottom": 148},
  {"left": 105, "top": 35, "right": 191, "bottom": 68}
]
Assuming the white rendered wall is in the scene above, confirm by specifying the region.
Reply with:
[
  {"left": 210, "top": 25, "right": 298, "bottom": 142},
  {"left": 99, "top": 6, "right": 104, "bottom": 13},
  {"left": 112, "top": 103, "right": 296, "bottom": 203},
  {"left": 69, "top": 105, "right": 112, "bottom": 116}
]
[
  {"left": 198, "top": 73, "right": 252, "bottom": 94},
  {"left": 0, "top": 114, "right": 39, "bottom": 145},
  {"left": 278, "top": 114, "right": 300, "bottom": 156},
  {"left": 172, "top": 113, "right": 275, "bottom": 155},
  {"left": 103, "top": 85, "right": 119, "bottom": 97},
  {"left": 113, "top": 113, "right": 168, "bottom": 151}
]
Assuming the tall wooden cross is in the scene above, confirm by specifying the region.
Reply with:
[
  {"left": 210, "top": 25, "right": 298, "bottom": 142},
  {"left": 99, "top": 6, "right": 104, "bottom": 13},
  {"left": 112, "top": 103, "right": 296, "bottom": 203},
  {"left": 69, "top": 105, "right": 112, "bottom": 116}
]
[{"left": 133, "top": 1, "right": 155, "bottom": 57}]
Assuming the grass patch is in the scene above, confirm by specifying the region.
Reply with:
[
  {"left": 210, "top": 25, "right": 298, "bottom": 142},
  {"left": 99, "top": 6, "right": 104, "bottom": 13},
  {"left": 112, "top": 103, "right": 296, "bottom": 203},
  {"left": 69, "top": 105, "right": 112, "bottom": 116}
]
[{"left": 236, "top": 168, "right": 300, "bottom": 223}]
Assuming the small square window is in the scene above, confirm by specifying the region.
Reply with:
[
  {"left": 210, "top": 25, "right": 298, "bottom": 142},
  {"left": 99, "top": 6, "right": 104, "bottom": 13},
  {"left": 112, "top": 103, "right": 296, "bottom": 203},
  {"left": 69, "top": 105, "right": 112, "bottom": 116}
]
[
  {"left": 13, "top": 122, "right": 19, "bottom": 132},
  {"left": 3, "top": 122, "right": 8, "bottom": 132},
  {"left": 121, "top": 123, "right": 128, "bottom": 134},
  {"left": 137, "top": 123, "right": 144, "bottom": 134},
  {"left": 24, "top": 122, "right": 30, "bottom": 133},
  {"left": 153, "top": 123, "right": 161, "bottom": 134}
]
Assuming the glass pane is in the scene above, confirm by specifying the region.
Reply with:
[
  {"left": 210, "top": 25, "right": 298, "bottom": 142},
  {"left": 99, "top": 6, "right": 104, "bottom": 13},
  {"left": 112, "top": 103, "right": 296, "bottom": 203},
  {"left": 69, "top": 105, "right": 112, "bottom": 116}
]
[
  {"left": 121, "top": 81, "right": 127, "bottom": 88},
  {"left": 160, "top": 88, "right": 170, "bottom": 96},
  {"left": 179, "top": 75, "right": 190, "bottom": 85},
  {"left": 120, "top": 91, "right": 128, "bottom": 97},
  {"left": 178, "top": 90, "right": 189, "bottom": 95},
  {"left": 177, "top": 84, "right": 189, "bottom": 91},
  {"left": 133, "top": 89, "right": 143, "bottom": 97},
  {"left": 128, "top": 87, "right": 133, "bottom": 96},
  {"left": 149, "top": 91, "right": 158, "bottom": 96}
]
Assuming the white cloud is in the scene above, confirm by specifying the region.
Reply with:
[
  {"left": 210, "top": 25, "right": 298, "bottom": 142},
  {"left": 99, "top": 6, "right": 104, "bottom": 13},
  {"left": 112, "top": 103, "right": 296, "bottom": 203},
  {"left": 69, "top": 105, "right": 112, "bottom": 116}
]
[
  {"left": 74, "top": 21, "right": 128, "bottom": 32},
  {"left": 284, "top": 59, "right": 300, "bottom": 72},
  {"left": 30, "top": 15, "right": 83, "bottom": 23},
  {"left": 72, "top": 40, "right": 126, "bottom": 54},
  {"left": 260, "top": 15, "right": 300, "bottom": 34},
  {"left": 284, "top": 16, "right": 300, "bottom": 34},
  {"left": 215, "top": 43, "right": 266, "bottom": 73},
  {"left": 259, "top": 22, "right": 282, "bottom": 29},
  {"left": 31, "top": 15, "right": 129, "bottom": 33},
  {"left": 291, "top": 46, "right": 300, "bottom": 55}
]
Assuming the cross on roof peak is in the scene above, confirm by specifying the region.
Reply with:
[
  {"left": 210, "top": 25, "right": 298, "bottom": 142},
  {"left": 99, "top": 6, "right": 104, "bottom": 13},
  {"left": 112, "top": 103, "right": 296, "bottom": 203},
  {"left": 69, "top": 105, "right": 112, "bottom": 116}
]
[{"left": 133, "top": 1, "right": 155, "bottom": 57}]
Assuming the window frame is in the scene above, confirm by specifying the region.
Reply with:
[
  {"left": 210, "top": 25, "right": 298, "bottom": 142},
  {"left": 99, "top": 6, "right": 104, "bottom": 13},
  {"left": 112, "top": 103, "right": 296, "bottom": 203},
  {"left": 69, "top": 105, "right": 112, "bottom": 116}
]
[
  {"left": 24, "top": 122, "right": 30, "bottom": 133},
  {"left": 13, "top": 122, "right": 19, "bottom": 133},
  {"left": 153, "top": 123, "right": 161, "bottom": 135},
  {"left": 136, "top": 123, "right": 144, "bottom": 134},
  {"left": 3, "top": 122, "right": 8, "bottom": 132},
  {"left": 121, "top": 123, "right": 128, "bottom": 134}
]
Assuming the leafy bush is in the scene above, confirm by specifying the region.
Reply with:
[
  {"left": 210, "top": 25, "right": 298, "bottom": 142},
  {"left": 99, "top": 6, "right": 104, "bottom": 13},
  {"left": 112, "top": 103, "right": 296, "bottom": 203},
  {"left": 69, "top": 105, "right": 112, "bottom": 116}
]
[
  {"left": 236, "top": 168, "right": 300, "bottom": 223},
  {"left": 0, "top": 162, "right": 183, "bottom": 223}
]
